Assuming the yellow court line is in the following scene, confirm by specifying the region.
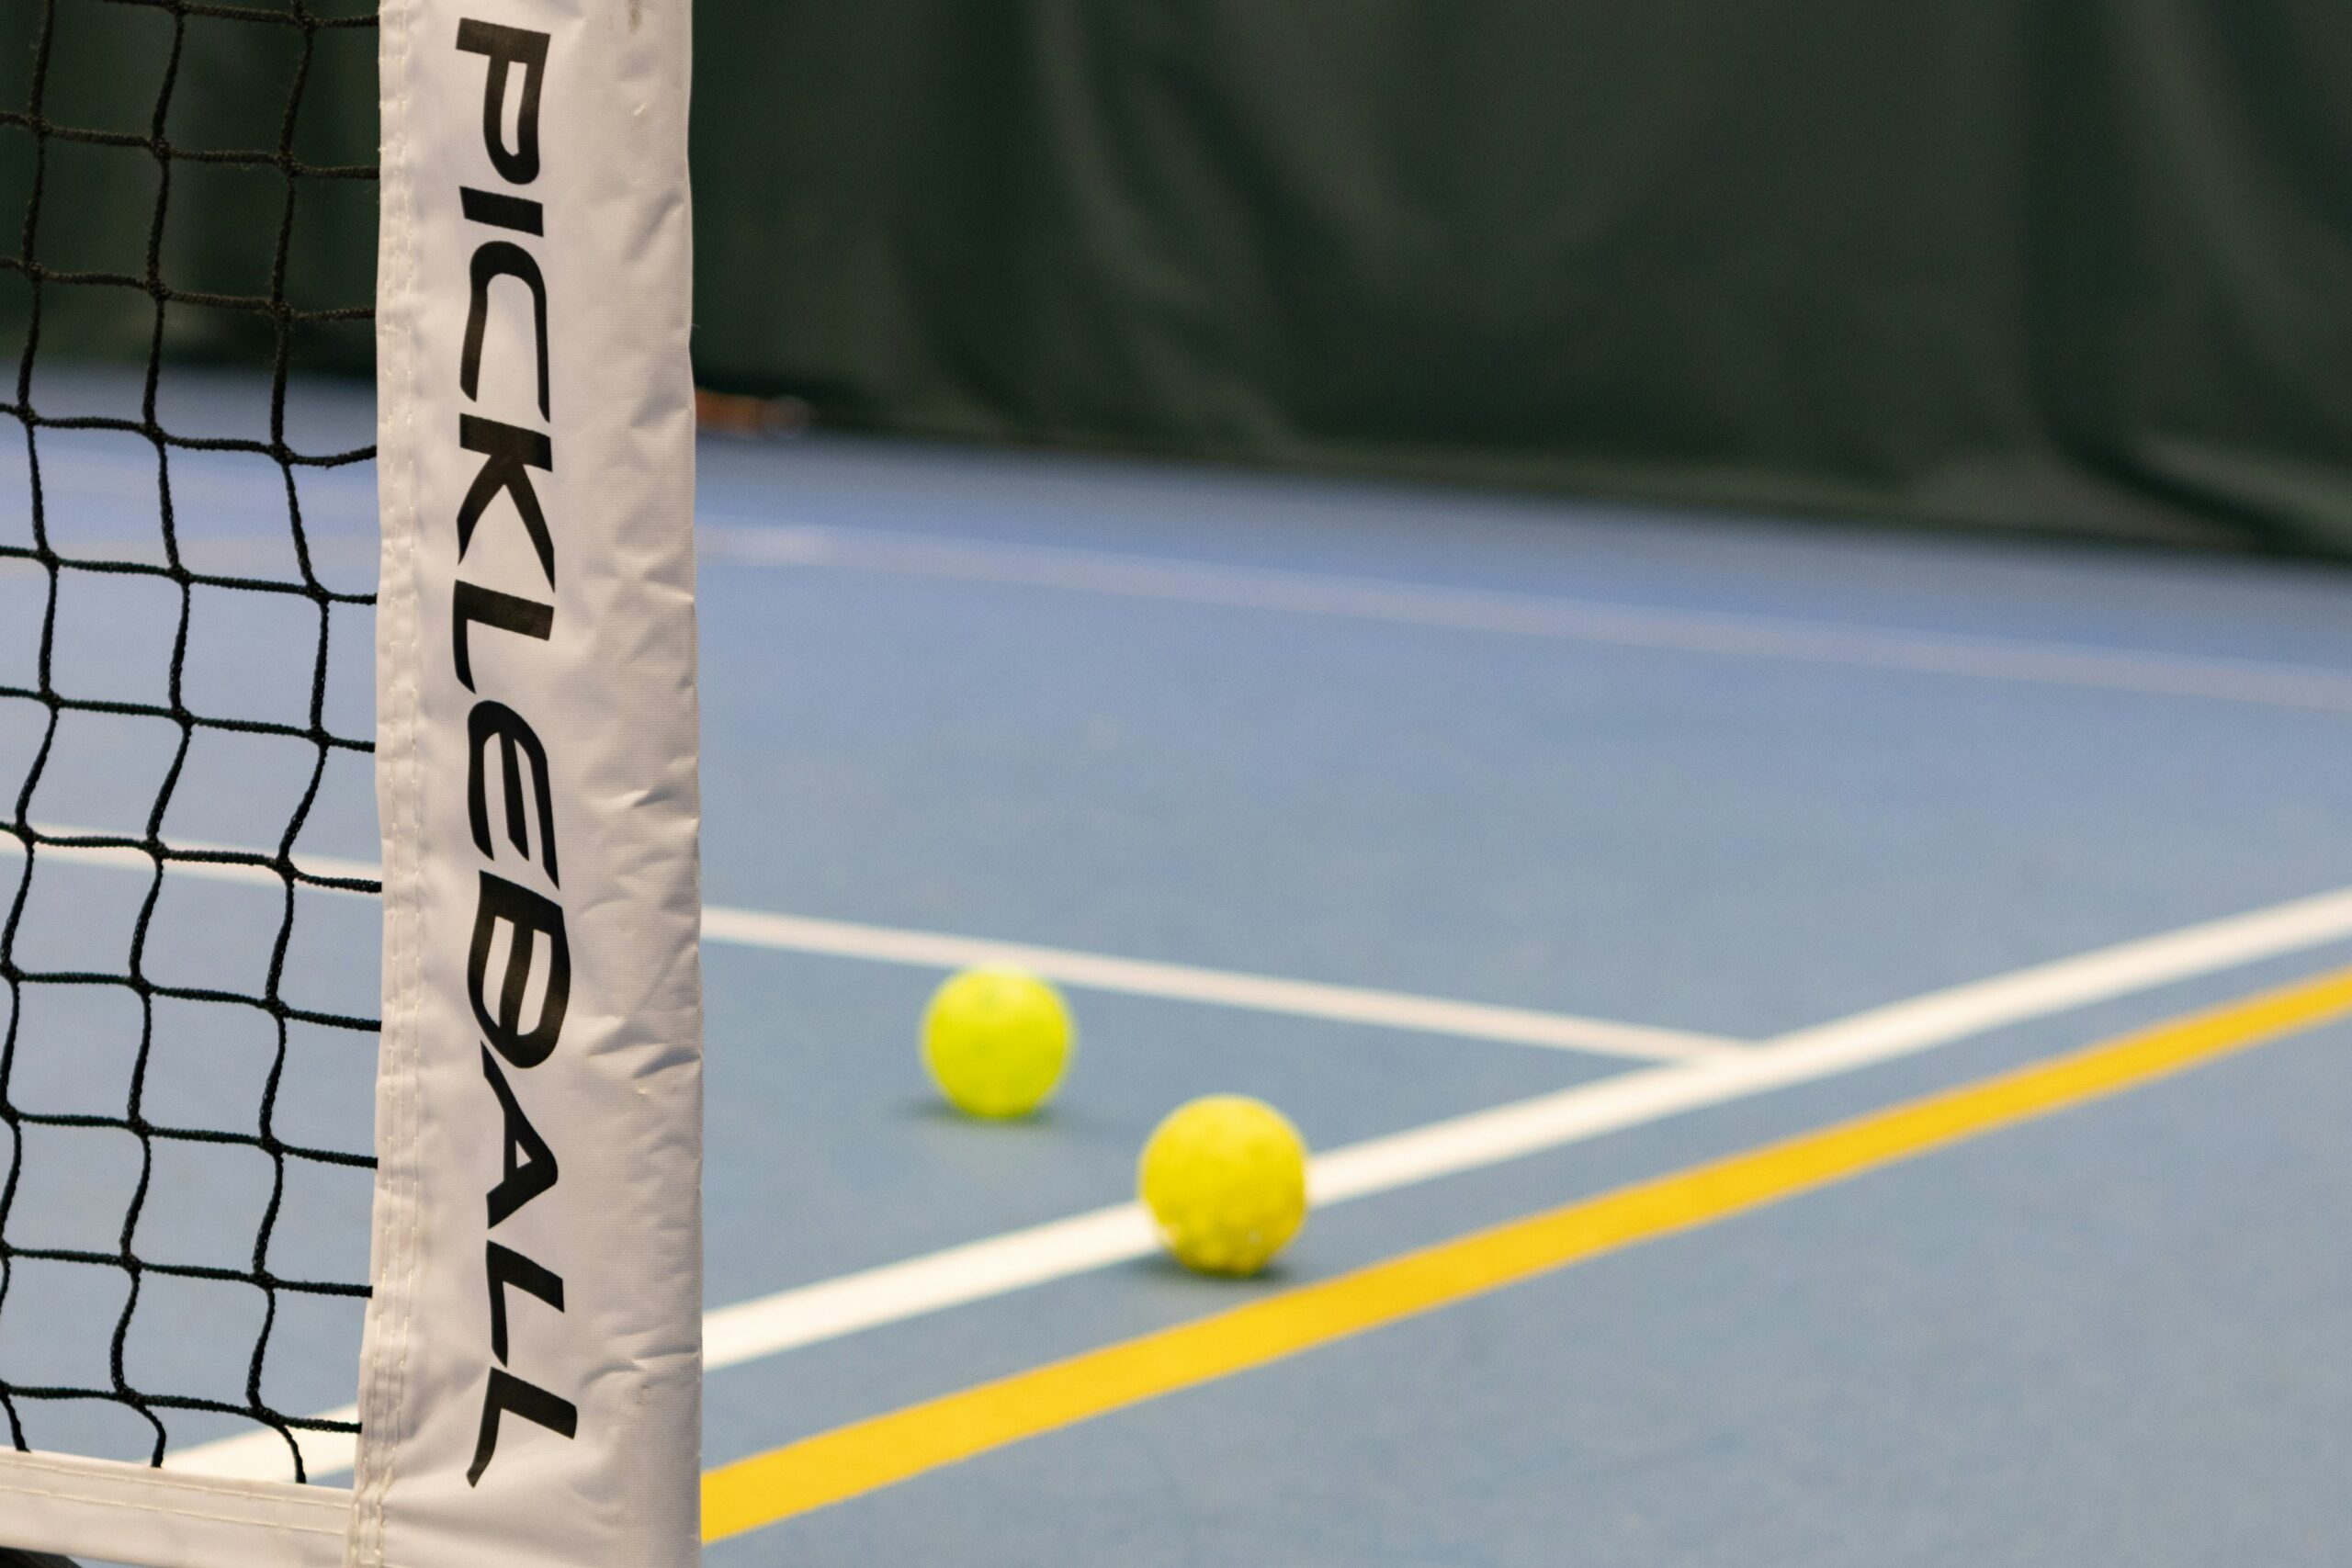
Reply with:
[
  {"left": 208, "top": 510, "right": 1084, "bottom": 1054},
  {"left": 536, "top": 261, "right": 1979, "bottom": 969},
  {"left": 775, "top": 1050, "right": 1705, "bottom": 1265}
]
[{"left": 704, "top": 963, "right": 2352, "bottom": 1542}]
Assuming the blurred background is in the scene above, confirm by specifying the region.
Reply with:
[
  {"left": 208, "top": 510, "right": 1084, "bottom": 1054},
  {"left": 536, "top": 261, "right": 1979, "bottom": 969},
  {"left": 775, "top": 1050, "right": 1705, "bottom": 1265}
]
[
  {"left": 9, "top": 1, "right": 2350, "bottom": 553},
  {"left": 15, "top": 7, "right": 2352, "bottom": 1563}
]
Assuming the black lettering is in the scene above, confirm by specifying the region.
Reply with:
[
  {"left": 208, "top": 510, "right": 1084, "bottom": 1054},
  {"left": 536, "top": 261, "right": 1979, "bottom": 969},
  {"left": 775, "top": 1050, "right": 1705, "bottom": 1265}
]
[
  {"left": 453, "top": 17, "right": 576, "bottom": 1469},
  {"left": 486, "top": 1241, "right": 565, "bottom": 1364},
  {"left": 457, "top": 415, "right": 554, "bottom": 581},
  {"left": 468, "top": 702, "right": 560, "bottom": 882},
  {"left": 481, "top": 1046, "right": 560, "bottom": 1226},
  {"left": 469, "top": 871, "right": 571, "bottom": 1069},
  {"left": 452, "top": 580, "right": 551, "bottom": 692},
  {"left": 467, "top": 1367, "right": 577, "bottom": 1486},
  {"left": 461, "top": 186, "right": 545, "bottom": 235},
  {"left": 454, "top": 20, "right": 548, "bottom": 186},
  {"left": 462, "top": 242, "right": 550, "bottom": 418}
]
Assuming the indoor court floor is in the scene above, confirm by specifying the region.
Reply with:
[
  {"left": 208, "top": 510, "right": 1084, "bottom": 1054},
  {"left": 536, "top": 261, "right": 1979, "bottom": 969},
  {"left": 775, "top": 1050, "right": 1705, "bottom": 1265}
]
[{"left": 8, "top": 372, "right": 2352, "bottom": 1563}]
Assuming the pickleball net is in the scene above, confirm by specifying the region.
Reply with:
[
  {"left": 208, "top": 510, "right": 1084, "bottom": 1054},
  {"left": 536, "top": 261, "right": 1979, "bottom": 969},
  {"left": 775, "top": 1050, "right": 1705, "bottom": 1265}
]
[
  {"left": 0, "top": 0, "right": 383, "bottom": 1491},
  {"left": 2, "top": 5, "right": 705, "bottom": 1567}
]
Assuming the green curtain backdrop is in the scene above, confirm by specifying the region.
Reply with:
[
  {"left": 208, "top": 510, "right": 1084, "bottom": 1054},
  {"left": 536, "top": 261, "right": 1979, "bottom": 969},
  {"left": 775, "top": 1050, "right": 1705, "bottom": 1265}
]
[
  {"left": 7, "top": 2, "right": 2349, "bottom": 551},
  {"left": 690, "top": 1, "right": 2352, "bottom": 552},
  {"left": 0, "top": 2, "right": 379, "bottom": 372}
]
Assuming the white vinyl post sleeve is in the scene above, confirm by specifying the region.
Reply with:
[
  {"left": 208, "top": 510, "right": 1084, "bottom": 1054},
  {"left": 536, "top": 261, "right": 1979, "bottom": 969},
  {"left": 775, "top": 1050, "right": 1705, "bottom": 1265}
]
[{"left": 358, "top": 4, "right": 702, "bottom": 1567}]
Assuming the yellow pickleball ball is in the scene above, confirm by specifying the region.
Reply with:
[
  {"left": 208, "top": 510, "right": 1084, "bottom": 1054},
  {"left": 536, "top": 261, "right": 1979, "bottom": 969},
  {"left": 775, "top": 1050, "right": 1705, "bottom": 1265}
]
[
  {"left": 1137, "top": 1094, "right": 1308, "bottom": 1277},
  {"left": 921, "top": 966, "right": 1073, "bottom": 1118}
]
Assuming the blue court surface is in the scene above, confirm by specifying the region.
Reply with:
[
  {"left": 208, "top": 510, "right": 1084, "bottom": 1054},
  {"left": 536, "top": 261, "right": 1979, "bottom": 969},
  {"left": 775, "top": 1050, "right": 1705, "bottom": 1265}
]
[{"left": 8, "top": 370, "right": 2352, "bottom": 1563}]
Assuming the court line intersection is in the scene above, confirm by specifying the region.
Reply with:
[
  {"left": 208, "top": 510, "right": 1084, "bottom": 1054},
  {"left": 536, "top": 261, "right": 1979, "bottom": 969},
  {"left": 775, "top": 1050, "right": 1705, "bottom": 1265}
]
[{"left": 703, "top": 961, "right": 2352, "bottom": 1538}]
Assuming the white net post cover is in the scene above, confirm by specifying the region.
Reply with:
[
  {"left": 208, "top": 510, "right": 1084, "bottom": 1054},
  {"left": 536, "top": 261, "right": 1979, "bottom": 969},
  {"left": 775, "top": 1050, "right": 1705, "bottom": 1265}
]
[{"left": 356, "top": 1, "right": 703, "bottom": 1566}]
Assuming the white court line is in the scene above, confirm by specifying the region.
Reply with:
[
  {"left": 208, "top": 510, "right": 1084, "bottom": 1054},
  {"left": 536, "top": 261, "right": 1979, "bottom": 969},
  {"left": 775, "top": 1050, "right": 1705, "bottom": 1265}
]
[
  {"left": 0, "top": 536, "right": 379, "bottom": 575},
  {"left": 30, "top": 519, "right": 2352, "bottom": 712},
  {"left": 166, "top": 873, "right": 2352, "bottom": 1483},
  {"left": 4, "top": 829, "right": 1730, "bottom": 1063},
  {"left": 699, "top": 522, "right": 2352, "bottom": 714},
  {"left": 699, "top": 906, "right": 1732, "bottom": 1061},
  {"left": 0, "top": 835, "right": 381, "bottom": 888}
]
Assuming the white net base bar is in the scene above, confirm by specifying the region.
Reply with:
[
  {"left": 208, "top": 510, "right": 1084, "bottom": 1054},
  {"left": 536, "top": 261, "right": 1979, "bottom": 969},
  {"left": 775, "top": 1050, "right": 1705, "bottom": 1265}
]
[{"left": 0, "top": 1450, "right": 347, "bottom": 1568}]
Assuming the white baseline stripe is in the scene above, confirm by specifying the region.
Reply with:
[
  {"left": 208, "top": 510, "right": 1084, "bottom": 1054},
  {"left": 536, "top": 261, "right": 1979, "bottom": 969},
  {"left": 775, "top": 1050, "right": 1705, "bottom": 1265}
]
[
  {"left": 6, "top": 829, "right": 1733, "bottom": 1063},
  {"left": 700, "top": 523, "right": 2352, "bottom": 715},
  {"left": 168, "top": 874, "right": 2352, "bottom": 1483},
  {"left": 0, "top": 833, "right": 382, "bottom": 889},
  {"left": 698, "top": 905, "right": 1733, "bottom": 1062}
]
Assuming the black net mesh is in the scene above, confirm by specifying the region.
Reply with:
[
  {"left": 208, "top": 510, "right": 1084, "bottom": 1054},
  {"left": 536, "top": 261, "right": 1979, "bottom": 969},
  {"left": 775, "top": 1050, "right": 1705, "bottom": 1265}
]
[{"left": 0, "top": 0, "right": 379, "bottom": 1481}]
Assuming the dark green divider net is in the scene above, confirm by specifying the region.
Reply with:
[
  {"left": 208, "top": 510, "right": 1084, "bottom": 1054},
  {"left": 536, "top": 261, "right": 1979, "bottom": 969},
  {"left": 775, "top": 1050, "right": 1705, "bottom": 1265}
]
[
  {"left": 0, "top": 0, "right": 378, "bottom": 1481},
  {"left": 684, "top": 4, "right": 2352, "bottom": 554}
]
